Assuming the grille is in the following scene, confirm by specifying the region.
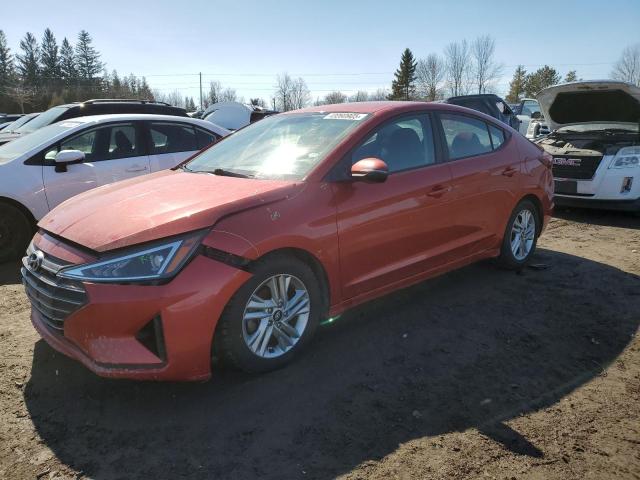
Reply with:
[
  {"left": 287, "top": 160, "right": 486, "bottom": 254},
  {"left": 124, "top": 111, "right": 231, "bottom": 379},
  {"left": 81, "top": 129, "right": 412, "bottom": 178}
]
[
  {"left": 21, "top": 244, "right": 87, "bottom": 333},
  {"left": 552, "top": 155, "right": 603, "bottom": 180}
]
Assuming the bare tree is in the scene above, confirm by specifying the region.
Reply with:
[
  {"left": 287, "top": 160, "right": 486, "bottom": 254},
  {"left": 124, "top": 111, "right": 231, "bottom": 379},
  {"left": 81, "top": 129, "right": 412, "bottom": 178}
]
[
  {"left": 348, "top": 90, "right": 369, "bottom": 102},
  {"left": 612, "top": 44, "right": 640, "bottom": 86},
  {"left": 274, "top": 73, "right": 310, "bottom": 111},
  {"left": 471, "top": 35, "right": 502, "bottom": 94},
  {"left": 220, "top": 88, "right": 237, "bottom": 102},
  {"left": 416, "top": 53, "right": 445, "bottom": 101},
  {"left": 324, "top": 90, "right": 347, "bottom": 104},
  {"left": 444, "top": 40, "right": 471, "bottom": 97},
  {"left": 164, "top": 89, "right": 185, "bottom": 107},
  {"left": 369, "top": 87, "right": 390, "bottom": 100}
]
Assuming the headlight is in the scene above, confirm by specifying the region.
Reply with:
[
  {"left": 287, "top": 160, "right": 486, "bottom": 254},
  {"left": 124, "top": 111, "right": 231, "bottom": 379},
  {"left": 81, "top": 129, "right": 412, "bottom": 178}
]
[
  {"left": 58, "top": 230, "right": 206, "bottom": 283},
  {"left": 610, "top": 146, "right": 640, "bottom": 169}
]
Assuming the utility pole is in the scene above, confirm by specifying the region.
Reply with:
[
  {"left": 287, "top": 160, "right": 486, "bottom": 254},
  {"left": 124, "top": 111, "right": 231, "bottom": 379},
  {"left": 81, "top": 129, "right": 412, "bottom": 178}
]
[{"left": 199, "top": 72, "right": 203, "bottom": 111}]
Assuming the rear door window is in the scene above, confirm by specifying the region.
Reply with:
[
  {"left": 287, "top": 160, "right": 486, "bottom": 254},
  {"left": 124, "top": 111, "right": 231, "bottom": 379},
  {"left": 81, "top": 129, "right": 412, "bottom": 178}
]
[
  {"left": 150, "top": 123, "right": 198, "bottom": 154},
  {"left": 196, "top": 128, "right": 220, "bottom": 149},
  {"left": 439, "top": 113, "right": 493, "bottom": 160},
  {"left": 488, "top": 125, "right": 505, "bottom": 149}
]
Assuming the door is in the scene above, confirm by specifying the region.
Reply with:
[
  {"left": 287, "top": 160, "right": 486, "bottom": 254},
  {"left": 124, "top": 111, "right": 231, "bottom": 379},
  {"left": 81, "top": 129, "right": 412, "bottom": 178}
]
[
  {"left": 43, "top": 122, "right": 150, "bottom": 210},
  {"left": 334, "top": 113, "right": 455, "bottom": 299},
  {"left": 147, "top": 122, "right": 208, "bottom": 172},
  {"left": 436, "top": 112, "right": 520, "bottom": 253}
]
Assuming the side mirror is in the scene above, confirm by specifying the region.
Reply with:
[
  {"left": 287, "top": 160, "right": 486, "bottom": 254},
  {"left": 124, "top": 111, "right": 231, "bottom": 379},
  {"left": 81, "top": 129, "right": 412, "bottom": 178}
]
[
  {"left": 54, "top": 150, "right": 85, "bottom": 173},
  {"left": 531, "top": 111, "right": 542, "bottom": 120},
  {"left": 351, "top": 158, "right": 388, "bottom": 183}
]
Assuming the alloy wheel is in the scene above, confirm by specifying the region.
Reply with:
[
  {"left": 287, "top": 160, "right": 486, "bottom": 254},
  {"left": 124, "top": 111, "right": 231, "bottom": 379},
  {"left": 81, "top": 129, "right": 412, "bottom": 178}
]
[
  {"left": 510, "top": 208, "right": 536, "bottom": 261},
  {"left": 242, "top": 274, "right": 311, "bottom": 359}
]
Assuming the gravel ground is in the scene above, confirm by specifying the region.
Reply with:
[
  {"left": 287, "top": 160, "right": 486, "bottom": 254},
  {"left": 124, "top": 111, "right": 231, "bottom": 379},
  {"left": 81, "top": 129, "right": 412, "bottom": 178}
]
[{"left": 0, "top": 209, "right": 639, "bottom": 480}]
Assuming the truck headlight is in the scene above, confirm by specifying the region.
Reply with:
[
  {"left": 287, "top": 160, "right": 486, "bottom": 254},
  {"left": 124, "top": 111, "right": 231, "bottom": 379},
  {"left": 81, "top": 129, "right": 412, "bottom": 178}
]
[
  {"left": 58, "top": 230, "right": 205, "bottom": 283},
  {"left": 610, "top": 146, "right": 640, "bottom": 169}
]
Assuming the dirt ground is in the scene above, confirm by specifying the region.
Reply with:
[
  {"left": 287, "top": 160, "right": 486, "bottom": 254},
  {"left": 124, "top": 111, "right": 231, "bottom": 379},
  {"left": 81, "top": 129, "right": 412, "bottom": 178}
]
[{"left": 0, "top": 209, "right": 639, "bottom": 480}]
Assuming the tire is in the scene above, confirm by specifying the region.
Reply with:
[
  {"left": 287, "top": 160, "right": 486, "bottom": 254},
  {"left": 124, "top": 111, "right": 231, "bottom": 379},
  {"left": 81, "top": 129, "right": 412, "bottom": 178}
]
[
  {"left": 0, "top": 203, "right": 33, "bottom": 263},
  {"left": 215, "top": 253, "right": 323, "bottom": 373},
  {"left": 497, "top": 199, "right": 539, "bottom": 269}
]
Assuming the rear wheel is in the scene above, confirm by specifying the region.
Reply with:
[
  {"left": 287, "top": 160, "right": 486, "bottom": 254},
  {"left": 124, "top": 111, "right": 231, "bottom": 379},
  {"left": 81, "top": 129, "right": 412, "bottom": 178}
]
[
  {"left": 0, "top": 203, "right": 32, "bottom": 263},
  {"left": 497, "top": 200, "right": 539, "bottom": 269},
  {"left": 215, "top": 254, "right": 322, "bottom": 373}
]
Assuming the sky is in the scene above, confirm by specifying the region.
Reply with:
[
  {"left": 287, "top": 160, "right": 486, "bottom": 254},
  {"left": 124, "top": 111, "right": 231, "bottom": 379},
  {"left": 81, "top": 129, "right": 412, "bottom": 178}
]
[{"left": 3, "top": 0, "right": 640, "bottom": 106}]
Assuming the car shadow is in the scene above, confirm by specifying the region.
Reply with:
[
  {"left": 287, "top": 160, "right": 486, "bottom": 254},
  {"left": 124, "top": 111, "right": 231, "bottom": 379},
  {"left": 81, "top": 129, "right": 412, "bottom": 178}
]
[
  {"left": 554, "top": 206, "right": 640, "bottom": 229},
  {"left": 0, "top": 260, "right": 21, "bottom": 286},
  {"left": 23, "top": 249, "right": 640, "bottom": 479}
]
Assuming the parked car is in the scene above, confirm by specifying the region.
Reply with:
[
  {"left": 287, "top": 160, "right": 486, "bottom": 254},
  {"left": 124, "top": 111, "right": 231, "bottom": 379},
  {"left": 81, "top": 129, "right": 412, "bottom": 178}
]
[
  {"left": 0, "top": 112, "right": 40, "bottom": 137},
  {"left": 510, "top": 98, "right": 544, "bottom": 136},
  {"left": 21, "top": 101, "right": 553, "bottom": 381},
  {"left": 0, "top": 114, "right": 229, "bottom": 260},
  {"left": 445, "top": 94, "right": 521, "bottom": 131},
  {"left": 202, "top": 101, "right": 278, "bottom": 130},
  {"left": 534, "top": 80, "right": 640, "bottom": 212},
  {"left": 0, "top": 99, "right": 188, "bottom": 146},
  {"left": 0, "top": 114, "right": 24, "bottom": 131}
]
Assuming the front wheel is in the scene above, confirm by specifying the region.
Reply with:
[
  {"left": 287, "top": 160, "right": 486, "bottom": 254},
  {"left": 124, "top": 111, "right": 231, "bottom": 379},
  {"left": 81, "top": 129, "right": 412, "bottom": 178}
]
[
  {"left": 497, "top": 200, "right": 539, "bottom": 269},
  {"left": 214, "top": 254, "right": 323, "bottom": 373}
]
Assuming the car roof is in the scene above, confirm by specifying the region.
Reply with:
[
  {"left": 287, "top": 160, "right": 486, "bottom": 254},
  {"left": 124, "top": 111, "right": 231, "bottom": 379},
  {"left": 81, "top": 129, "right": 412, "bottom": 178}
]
[
  {"left": 58, "top": 113, "right": 230, "bottom": 132},
  {"left": 294, "top": 101, "right": 432, "bottom": 115}
]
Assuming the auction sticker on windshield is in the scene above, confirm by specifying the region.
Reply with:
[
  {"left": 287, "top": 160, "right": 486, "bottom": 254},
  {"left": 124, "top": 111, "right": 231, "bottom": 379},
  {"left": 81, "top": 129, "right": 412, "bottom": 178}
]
[{"left": 323, "top": 113, "right": 368, "bottom": 120}]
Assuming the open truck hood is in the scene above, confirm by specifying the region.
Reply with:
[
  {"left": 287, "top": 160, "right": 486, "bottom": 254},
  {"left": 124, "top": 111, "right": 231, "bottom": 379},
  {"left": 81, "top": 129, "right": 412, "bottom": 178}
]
[
  {"left": 537, "top": 80, "right": 640, "bottom": 132},
  {"left": 39, "top": 169, "right": 298, "bottom": 252}
]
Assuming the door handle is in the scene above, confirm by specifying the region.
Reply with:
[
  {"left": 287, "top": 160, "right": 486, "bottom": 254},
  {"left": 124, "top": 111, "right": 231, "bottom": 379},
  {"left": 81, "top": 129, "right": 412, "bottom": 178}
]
[
  {"left": 501, "top": 166, "right": 517, "bottom": 177},
  {"left": 426, "top": 185, "right": 452, "bottom": 198},
  {"left": 126, "top": 165, "right": 148, "bottom": 172}
]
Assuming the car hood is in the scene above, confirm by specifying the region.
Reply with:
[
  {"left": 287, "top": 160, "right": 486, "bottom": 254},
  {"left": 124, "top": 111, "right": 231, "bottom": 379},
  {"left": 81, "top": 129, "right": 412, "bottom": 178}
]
[
  {"left": 0, "top": 131, "right": 22, "bottom": 145},
  {"left": 537, "top": 80, "right": 640, "bottom": 132},
  {"left": 39, "top": 169, "right": 299, "bottom": 252}
]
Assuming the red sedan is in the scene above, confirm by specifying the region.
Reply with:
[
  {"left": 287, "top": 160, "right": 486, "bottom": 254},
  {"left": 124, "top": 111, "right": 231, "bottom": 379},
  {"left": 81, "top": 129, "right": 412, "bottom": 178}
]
[{"left": 22, "top": 101, "right": 553, "bottom": 381}]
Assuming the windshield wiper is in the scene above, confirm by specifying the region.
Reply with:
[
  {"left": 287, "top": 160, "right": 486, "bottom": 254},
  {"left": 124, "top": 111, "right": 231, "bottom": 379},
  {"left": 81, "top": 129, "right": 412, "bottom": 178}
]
[{"left": 187, "top": 167, "right": 252, "bottom": 178}]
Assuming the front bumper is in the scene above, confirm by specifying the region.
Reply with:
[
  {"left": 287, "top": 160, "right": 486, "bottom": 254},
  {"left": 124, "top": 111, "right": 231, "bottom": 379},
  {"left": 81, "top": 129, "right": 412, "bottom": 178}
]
[
  {"left": 27, "top": 249, "right": 251, "bottom": 381},
  {"left": 554, "top": 195, "right": 640, "bottom": 212}
]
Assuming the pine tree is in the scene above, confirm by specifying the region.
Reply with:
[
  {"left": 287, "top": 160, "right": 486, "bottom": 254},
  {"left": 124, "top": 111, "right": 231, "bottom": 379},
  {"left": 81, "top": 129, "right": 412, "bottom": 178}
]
[
  {"left": 564, "top": 70, "right": 578, "bottom": 83},
  {"left": 16, "top": 32, "right": 40, "bottom": 86},
  {"left": 75, "top": 30, "right": 102, "bottom": 80},
  {"left": 138, "top": 77, "right": 153, "bottom": 100},
  {"left": 60, "top": 38, "right": 77, "bottom": 86},
  {"left": 40, "top": 28, "right": 61, "bottom": 81},
  {"left": 389, "top": 48, "right": 417, "bottom": 100},
  {"left": 524, "top": 66, "right": 561, "bottom": 97},
  {"left": 505, "top": 65, "right": 526, "bottom": 103},
  {"left": 0, "top": 30, "right": 15, "bottom": 111}
]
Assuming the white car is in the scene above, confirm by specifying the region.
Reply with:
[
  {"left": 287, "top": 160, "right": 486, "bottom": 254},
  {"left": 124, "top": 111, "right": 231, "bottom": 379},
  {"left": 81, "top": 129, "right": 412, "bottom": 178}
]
[
  {"left": 0, "top": 114, "right": 229, "bottom": 260},
  {"left": 535, "top": 80, "right": 640, "bottom": 212}
]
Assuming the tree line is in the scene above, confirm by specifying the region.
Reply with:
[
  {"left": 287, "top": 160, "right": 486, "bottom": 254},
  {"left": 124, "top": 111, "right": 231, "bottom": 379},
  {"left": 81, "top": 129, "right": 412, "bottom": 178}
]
[
  {"left": 0, "top": 28, "right": 156, "bottom": 113},
  {"left": 1, "top": 27, "right": 638, "bottom": 114}
]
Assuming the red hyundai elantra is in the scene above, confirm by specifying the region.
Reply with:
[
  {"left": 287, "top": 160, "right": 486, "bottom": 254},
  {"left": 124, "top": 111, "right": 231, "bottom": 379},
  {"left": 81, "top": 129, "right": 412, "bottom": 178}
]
[{"left": 22, "top": 101, "right": 553, "bottom": 381}]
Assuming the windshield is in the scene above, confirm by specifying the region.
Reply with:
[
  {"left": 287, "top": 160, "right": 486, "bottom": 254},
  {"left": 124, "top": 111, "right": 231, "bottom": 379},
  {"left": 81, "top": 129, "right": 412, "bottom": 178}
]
[
  {"left": 0, "top": 122, "right": 79, "bottom": 164},
  {"left": 1, "top": 114, "right": 38, "bottom": 133},
  {"left": 185, "top": 112, "right": 369, "bottom": 180},
  {"left": 15, "top": 106, "right": 69, "bottom": 133}
]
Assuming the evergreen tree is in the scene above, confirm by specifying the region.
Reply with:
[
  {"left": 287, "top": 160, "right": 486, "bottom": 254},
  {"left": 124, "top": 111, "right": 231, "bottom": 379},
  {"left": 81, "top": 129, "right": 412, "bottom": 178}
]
[
  {"left": 138, "top": 77, "right": 153, "bottom": 99},
  {"left": 16, "top": 32, "right": 40, "bottom": 86},
  {"left": 0, "top": 30, "right": 15, "bottom": 111},
  {"left": 564, "top": 70, "right": 578, "bottom": 82},
  {"left": 40, "top": 28, "right": 61, "bottom": 81},
  {"left": 389, "top": 48, "right": 417, "bottom": 100},
  {"left": 505, "top": 65, "right": 526, "bottom": 103},
  {"left": 60, "top": 38, "right": 77, "bottom": 86},
  {"left": 75, "top": 30, "right": 102, "bottom": 80},
  {"left": 111, "top": 70, "right": 122, "bottom": 97},
  {"left": 524, "top": 66, "right": 561, "bottom": 97}
]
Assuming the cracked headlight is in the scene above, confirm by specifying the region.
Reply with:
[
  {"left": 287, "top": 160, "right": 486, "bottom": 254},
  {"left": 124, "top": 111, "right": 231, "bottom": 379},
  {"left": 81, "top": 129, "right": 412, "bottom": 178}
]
[
  {"left": 610, "top": 146, "right": 640, "bottom": 169},
  {"left": 58, "top": 230, "right": 206, "bottom": 283}
]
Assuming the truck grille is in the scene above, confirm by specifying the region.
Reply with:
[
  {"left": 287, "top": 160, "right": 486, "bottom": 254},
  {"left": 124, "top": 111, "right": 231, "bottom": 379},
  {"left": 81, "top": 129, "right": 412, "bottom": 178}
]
[
  {"left": 552, "top": 155, "right": 603, "bottom": 180},
  {"left": 21, "top": 244, "right": 87, "bottom": 333}
]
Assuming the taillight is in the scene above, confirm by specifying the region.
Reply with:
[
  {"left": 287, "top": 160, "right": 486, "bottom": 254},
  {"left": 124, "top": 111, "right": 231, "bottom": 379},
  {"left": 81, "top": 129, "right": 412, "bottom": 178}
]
[{"left": 538, "top": 152, "right": 553, "bottom": 168}]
